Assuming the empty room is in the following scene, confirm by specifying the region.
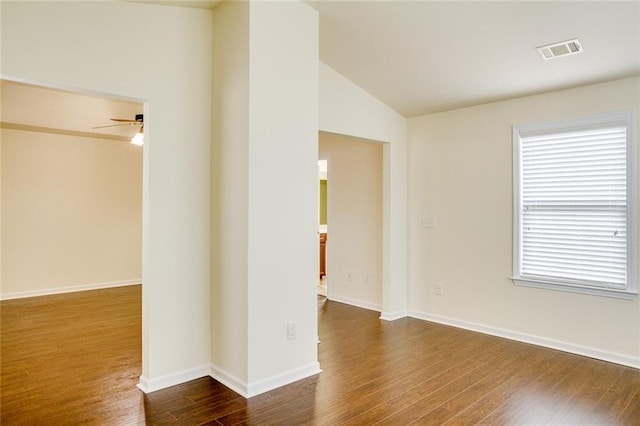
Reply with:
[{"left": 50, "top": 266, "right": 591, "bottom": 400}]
[{"left": 1, "top": 0, "right": 639, "bottom": 424}]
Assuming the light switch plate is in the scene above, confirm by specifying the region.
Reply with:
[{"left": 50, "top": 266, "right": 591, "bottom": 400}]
[{"left": 421, "top": 215, "right": 436, "bottom": 228}]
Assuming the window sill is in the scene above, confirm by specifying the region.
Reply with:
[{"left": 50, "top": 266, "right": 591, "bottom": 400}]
[{"left": 511, "top": 277, "right": 637, "bottom": 300}]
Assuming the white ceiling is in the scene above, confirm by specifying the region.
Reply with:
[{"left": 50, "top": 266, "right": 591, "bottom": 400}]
[
  {"left": 308, "top": 0, "right": 640, "bottom": 117},
  {"left": 5, "top": 1, "right": 638, "bottom": 129},
  {"left": 138, "top": 0, "right": 639, "bottom": 117}
]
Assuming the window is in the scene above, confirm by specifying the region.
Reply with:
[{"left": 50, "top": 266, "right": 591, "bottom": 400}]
[{"left": 513, "top": 110, "right": 636, "bottom": 299}]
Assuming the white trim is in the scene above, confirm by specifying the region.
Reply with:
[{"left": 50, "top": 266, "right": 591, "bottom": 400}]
[
  {"left": 512, "top": 124, "right": 523, "bottom": 282},
  {"left": 379, "top": 310, "right": 408, "bottom": 321},
  {"left": 245, "top": 362, "right": 322, "bottom": 398},
  {"left": 0, "top": 279, "right": 142, "bottom": 300},
  {"left": 328, "top": 294, "right": 382, "bottom": 312},
  {"left": 627, "top": 110, "right": 637, "bottom": 294},
  {"left": 409, "top": 310, "right": 640, "bottom": 370},
  {"left": 209, "top": 365, "right": 250, "bottom": 398},
  {"left": 513, "top": 277, "right": 637, "bottom": 300},
  {"left": 512, "top": 109, "right": 637, "bottom": 297},
  {"left": 137, "top": 364, "right": 210, "bottom": 394},
  {"left": 210, "top": 362, "right": 322, "bottom": 399}
]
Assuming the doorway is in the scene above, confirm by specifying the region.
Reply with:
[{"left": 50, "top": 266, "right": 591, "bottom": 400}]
[
  {"left": 318, "top": 159, "right": 328, "bottom": 297},
  {"left": 0, "top": 79, "right": 144, "bottom": 418},
  {"left": 318, "top": 132, "right": 383, "bottom": 311}
]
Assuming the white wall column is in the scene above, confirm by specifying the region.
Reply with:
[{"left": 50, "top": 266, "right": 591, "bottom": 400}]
[{"left": 211, "top": 0, "right": 320, "bottom": 397}]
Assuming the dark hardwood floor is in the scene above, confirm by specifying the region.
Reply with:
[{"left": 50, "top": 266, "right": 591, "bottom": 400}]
[{"left": 1, "top": 285, "right": 639, "bottom": 425}]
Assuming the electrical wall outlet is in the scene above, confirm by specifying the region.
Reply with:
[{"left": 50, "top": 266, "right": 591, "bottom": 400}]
[{"left": 435, "top": 283, "right": 444, "bottom": 296}]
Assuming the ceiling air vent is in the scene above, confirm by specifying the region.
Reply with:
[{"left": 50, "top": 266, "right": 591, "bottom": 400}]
[{"left": 536, "top": 38, "right": 583, "bottom": 60}]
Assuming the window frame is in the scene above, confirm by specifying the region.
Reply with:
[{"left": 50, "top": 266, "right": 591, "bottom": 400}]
[{"left": 512, "top": 110, "right": 637, "bottom": 300}]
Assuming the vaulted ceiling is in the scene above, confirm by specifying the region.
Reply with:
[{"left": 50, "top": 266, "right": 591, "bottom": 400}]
[
  {"left": 308, "top": 1, "right": 640, "bottom": 117},
  {"left": 136, "top": 0, "right": 639, "bottom": 118},
  {"left": 7, "top": 1, "right": 639, "bottom": 130}
]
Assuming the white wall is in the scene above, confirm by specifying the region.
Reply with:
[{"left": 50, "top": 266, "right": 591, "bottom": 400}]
[
  {"left": 211, "top": 0, "right": 250, "bottom": 388},
  {"left": 211, "top": 0, "right": 320, "bottom": 397},
  {"left": 247, "top": 1, "right": 319, "bottom": 391},
  {"left": 1, "top": 129, "right": 142, "bottom": 297},
  {"left": 319, "top": 132, "right": 383, "bottom": 311},
  {"left": 408, "top": 77, "right": 640, "bottom": 366},
  {"left": 1, "top": 1, "right": 213, "bottom": 389},
  {"left": 319, "top": 63, "right": 408, "bottom": 319}
]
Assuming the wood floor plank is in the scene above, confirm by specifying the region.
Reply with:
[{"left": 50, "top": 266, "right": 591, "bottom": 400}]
[
  {"left": 537, "top": 358, "right": 620, "bottom": 424},
  {"left": 587, "top": 367, "right": 640, "bottom": 424},
  {"left": 2, "top": 287, "right": 640, "bottom": 425},
  {"left": 440, "top": 347, "right": 563, "bottom": 425},
  {"left": 408, "top": 344, "right": 539, "bottom": 425},
  {"left": 371, "top": 340, "right": 521, "bottom": 425},
  {"left": 500, "top": 355, "right": 603, "bottom": 424},
  {"left": 617, "top": 382, "right": 640, "bottom": 425},
  {"left": 310, "top": 327, "right": 495, "bottom": 423},
  {"left": 316, "top": 334, "right": 505, "bottom": 424},
  {"left": 477, "top": 352, "right": 589, "bottom": 424}
]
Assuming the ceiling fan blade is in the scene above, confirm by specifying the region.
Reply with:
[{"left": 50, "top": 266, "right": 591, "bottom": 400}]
[
  {"left": 92, "top": 122, "right": 139, "bottom": 129},
  {"left": 110, "top": 118, "right": 139, "bottom": 123},
  {"left": 93, "top": 114, "right": 143, "bottom": 129}
]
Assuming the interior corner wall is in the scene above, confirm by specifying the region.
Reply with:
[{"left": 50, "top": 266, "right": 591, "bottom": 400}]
[
  {"left": 1, "top": 129, "right": 142, "bottom": 297},
  {"left": 211, "top": 0, "right": 250, "bottom": 386},
  {"left": 319, "top": 63, "right": 408, "bottom": 318},
  {"left": 1, "top": 1, "right": 213, "bottom": 389},
  {"left": 319, "top": 132, "right": 383, "bottom": 311},
  {"left": 407, "top": 76, "right": 640, "bottom": 365}
]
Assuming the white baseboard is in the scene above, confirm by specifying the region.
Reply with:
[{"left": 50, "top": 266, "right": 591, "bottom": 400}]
[
  {"left": 246, "top": 362, "right": 322, "bottom": 398},
  {"left": 137, "top": 364, "right": 210, "bottom": 394},
  {"left": 328, "top": 294, "right": 382, "bottom": 313},
  {"left": 0, "top": 279, "right": 142, "bottom": 301},
  {"left": 327, "top": 295, "right": 408, "bottom": 321},
  {"left": 210, "top": 362, "right": 322, "bottom": 398},
  {"left": 209, "top": 365, "right": 250, "bottom": 398},
  {"left": 409, "top": 310, "right": 640, "bottom": 370},
  {"left": 380, "top": 310, "right": 408, "bottom": 321}
]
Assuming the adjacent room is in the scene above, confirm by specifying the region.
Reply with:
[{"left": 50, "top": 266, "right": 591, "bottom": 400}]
[
  {"left": 1, "top": 80, "right": 143, "bottom": 299},
  {"left": 1, "top": 0, "right": 639, "bottom": 424}
]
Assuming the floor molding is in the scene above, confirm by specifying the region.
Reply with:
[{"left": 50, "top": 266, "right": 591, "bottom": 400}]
[
  {"left": 211, "top": 362, "right": 322, "bottom": 398},
  {"left": 409, "top": 310, "right": 640, "bottom": 370},
  {"left": 137, "top": 365, "right": 210, "bottom": 394},
  {"left": 246, "top": 362, "right": 322, "bottom": 398},
  {"left": 328, "top": 294, "right": 382, "bottom": 313},
  {"left": 0, "top": 279, "right": 142, "bottom": 301},
  {"left": 209, "top": 365, "right": 249, "bottom": 398},
  {"left": 380, "top": 310, "right": 408, "bottom": 321}
]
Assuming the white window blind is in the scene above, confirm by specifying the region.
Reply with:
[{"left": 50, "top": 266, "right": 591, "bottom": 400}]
[{"left": 513, "top": 111, "right": 636, "bottom": 298}]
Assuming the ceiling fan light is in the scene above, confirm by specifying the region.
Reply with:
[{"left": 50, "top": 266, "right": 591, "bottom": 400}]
[{"left": 131, "top": 131, "right": 144, "bottom": 146}]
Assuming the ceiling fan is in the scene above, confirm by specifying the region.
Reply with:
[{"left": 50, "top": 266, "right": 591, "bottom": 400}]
[{"left": 93, "top": 114, "right": 144, "bottom": 145}]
